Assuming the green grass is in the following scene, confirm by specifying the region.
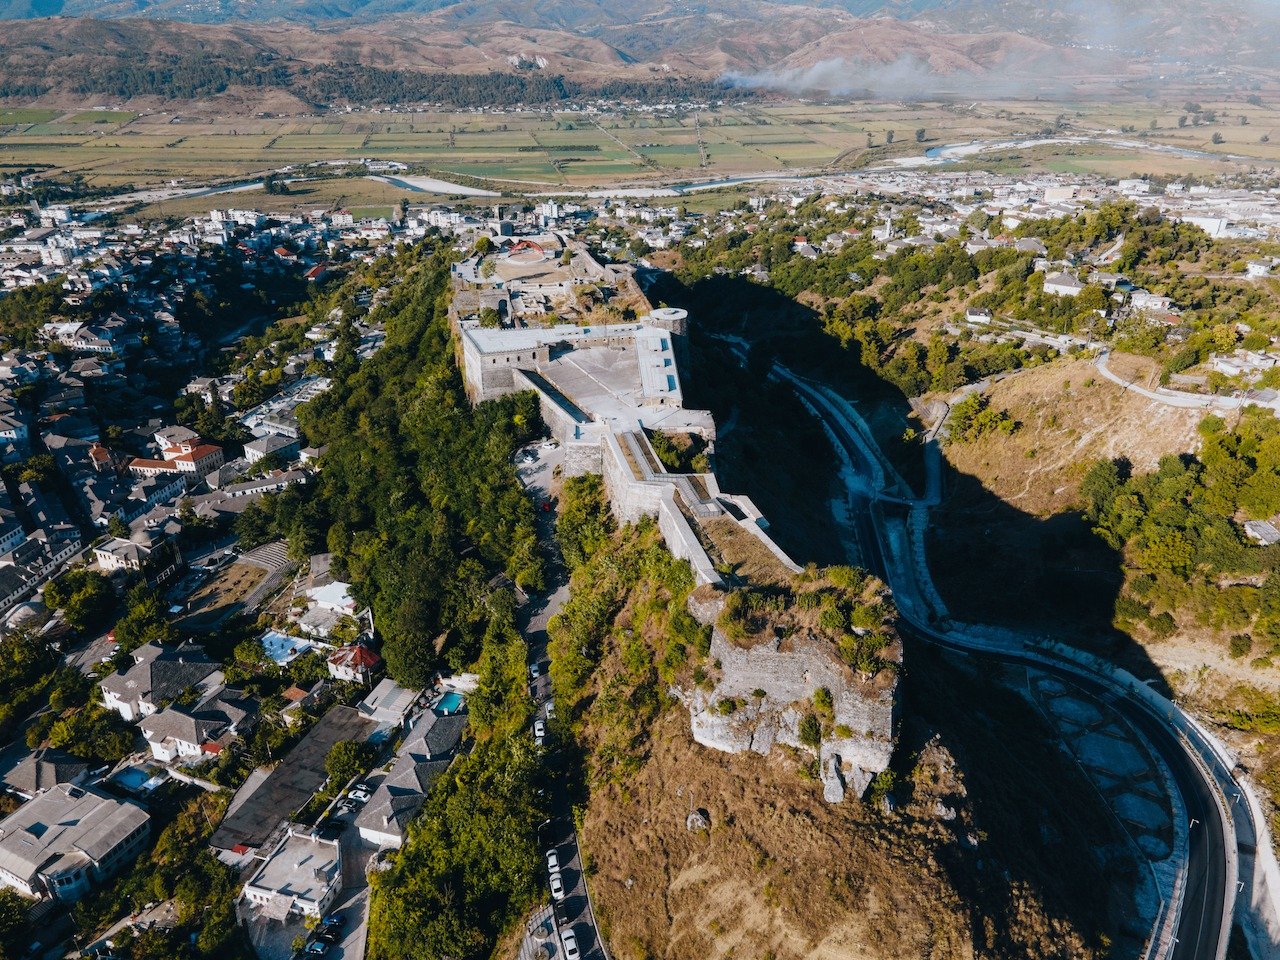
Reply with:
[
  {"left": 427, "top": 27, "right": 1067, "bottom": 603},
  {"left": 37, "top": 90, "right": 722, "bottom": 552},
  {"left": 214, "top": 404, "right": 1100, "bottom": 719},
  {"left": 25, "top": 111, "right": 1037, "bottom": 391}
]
[
  {"left": 0, "top": 108, "right": 60, "bottom": 125},
  {"left": 67, "top": 110, "right": 136, "bottom": 124}
]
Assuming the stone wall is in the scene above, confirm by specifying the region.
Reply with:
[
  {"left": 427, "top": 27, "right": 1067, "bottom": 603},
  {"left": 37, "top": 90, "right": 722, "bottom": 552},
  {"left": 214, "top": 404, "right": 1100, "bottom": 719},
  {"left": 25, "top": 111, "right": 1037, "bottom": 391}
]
[{"left": 679, "top": 624, "right": 895, "bottom": 801}]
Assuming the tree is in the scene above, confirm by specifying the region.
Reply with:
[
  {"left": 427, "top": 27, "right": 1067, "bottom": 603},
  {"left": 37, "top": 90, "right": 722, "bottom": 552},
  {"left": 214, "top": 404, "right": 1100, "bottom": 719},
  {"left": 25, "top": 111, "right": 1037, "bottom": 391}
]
[
  {"left": 45, "top": 568, "right": 114, "bottom": 632},
  {"left": 1211, "top": 132, "right": 1225, "bottom": 144},
  {"left": 0, "top": 888, "right": 29, "bottom": 958},
  {"left": 885, "top": 129, "right": 895, "bottom": 145},
  {"left": 473, "top": 236, "right": 493, "bottom": 256},
  {"left": 798, "top": 712, "right": 821, "bottom": 750},
  {"left": 915, "top": 128, "right": 926, "bottom": 143},
  {"left": 325, "top": 739, "right": 376, "bottom": 787},
  {"left": 107, "top": 515, "right": 129, "bottom": 539}
]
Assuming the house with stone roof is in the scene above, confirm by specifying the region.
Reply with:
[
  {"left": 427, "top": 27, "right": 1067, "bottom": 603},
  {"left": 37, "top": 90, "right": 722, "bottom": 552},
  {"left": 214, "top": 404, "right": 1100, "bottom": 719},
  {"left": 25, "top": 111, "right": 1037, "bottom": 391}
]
[
  {"left": 139, "top": 687, "right": 258, "bottom": 763},
  {"left": 100, "top": 642, "right": 222, "bottom": 722},
  {"left": 3, "top": 748, "right": 89, "bottom": 801}
]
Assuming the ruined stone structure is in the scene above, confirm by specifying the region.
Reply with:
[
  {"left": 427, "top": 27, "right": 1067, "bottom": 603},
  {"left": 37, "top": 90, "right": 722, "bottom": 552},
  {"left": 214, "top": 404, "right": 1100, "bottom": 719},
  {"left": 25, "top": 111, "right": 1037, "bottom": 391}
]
[{"left": 680, "top": 593, "right": 897, "bottom": 802}]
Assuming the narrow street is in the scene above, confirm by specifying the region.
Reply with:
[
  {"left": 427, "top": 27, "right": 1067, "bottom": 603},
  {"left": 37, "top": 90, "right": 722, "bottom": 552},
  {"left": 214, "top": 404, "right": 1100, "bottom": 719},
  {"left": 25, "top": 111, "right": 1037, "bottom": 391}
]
[{"left": 515, "top": 440, "right": 608, "bottom": 960}]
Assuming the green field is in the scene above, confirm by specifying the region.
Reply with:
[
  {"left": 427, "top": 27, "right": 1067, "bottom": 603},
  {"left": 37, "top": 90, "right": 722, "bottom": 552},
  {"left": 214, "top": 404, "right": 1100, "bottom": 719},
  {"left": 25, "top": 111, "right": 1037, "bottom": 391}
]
[
  {"left": 67, "top": 110, "right": 137, "bottom": 124},
  {"left": 0, "top": 108, "right": 60, "bottom": 125},
  {"left": 0, "top": 97, "right": 1277, "bottom": 201}
]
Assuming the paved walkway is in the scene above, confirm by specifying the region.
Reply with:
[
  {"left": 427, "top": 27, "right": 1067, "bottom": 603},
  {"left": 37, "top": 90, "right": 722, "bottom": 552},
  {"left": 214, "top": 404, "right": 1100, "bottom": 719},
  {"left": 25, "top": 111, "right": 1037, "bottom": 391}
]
[{"left": 1094, "top": 350, "right": 1246, "bottom": 411}]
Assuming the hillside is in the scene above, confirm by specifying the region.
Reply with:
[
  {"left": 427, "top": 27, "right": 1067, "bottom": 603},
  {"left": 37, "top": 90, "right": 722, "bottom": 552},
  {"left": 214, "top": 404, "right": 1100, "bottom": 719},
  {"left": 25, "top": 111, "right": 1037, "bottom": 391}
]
[
  {"left": 553, "top": 512, "right": 1140, "bottom": 960},
  {"left": 1, "top": 0, "right": 1275, "bottom": 76},
  {"left": 928, "top": 355, "right": 1204, "bottom": 641},
  {"left": 2, "top": 0, "right": 1270, "bottom": 107}
]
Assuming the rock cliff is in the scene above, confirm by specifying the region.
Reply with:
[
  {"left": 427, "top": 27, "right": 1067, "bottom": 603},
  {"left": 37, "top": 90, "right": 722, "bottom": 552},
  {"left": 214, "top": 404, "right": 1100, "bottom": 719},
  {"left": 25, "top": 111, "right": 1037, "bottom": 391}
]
[{"left": 679, "top": 588, "right": 897, "bottom": 800}]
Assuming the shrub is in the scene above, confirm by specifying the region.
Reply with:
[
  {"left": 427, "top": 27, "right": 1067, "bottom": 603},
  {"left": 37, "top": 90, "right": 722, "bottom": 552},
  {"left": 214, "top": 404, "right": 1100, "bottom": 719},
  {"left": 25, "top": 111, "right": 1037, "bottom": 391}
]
[
  {"left": 1146, "top": 611, "right": 1177, "bottom": 639},
  {"left": 798, "top": 713, "right": 822, "bottom": 750},
  {"left": 1230, "top": 634, "right": 1253, "bottom": 659}
]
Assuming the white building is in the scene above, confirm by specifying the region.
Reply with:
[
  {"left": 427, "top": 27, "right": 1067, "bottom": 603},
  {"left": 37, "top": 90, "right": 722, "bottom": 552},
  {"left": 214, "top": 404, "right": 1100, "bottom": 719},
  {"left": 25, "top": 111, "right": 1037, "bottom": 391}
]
[
  {"left": 242, "top": 827, "right": 341, "bottom": 920},
  {"left": 0, "top": 785, "right": 149, "bottom": 901}
]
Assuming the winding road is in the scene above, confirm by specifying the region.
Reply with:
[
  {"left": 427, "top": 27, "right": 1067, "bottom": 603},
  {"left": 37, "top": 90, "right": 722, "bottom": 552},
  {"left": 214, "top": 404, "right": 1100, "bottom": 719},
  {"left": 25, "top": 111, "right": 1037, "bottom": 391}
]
[
  {"left": 704, "top": 327, "right": 1266, "bottom": 959},
  {"left": 781, "top": 359, "right": 1235, "bottom": 959}
]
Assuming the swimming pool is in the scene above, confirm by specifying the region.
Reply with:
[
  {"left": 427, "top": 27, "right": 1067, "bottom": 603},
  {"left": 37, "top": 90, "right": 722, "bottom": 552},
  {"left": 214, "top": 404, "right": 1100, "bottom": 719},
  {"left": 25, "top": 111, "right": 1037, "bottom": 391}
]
[
  {"left": 113, "top": 767, "right": 165, "bottom": 793},
  {"left": 435, "top": 692, "right": 465, "bottom": 715}
]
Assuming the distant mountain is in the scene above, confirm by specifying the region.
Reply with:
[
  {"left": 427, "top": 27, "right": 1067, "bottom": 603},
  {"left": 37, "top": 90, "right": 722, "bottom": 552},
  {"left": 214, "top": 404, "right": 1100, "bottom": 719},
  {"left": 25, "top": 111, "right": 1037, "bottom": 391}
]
[
  {"left": 0, "top": 0, "right": 1274, "bottom": 108},
  {"left": 8, "top": 0, "right": 1278, "bottom": 66}
]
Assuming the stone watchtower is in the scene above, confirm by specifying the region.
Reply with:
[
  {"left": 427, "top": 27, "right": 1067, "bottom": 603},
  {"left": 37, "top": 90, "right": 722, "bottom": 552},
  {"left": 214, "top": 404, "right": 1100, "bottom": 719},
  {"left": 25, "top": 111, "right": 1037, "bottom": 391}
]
[{"left": 646, "top": 306, "right": 690, "bottom": 374}]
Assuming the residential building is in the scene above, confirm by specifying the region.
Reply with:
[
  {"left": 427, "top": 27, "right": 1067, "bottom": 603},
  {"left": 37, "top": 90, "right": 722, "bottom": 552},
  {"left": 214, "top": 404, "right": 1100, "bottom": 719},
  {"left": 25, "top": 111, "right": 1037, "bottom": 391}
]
[
  {"left": 241, "top": 826, "right": 341, "bottom": 919},
  {"left": 139, "top": 687, "right": 257, "bottom": 763},
  {"left": 3, "top": 748, "right": 89, "bottom": 801},
  {"left": 1043, "top": 271, "right": 1085, "bottom": 297},
  {"left": 0, "top": 785, "right": 149, "bottom": 901},
  {"left": 100, "top": 642, "right": 221, "bottom": 722},
  {"left": 327, "top": 644, "right": 382, "bottom": 684},
  {"left": 354, "top": 710, "right": 466, "bottom": 849},
  {"left": 244, "top": 434, "right": 300, "bottom": 465},
  {"left": 357, "top": 679, "right": 417, "bottom": 727}
]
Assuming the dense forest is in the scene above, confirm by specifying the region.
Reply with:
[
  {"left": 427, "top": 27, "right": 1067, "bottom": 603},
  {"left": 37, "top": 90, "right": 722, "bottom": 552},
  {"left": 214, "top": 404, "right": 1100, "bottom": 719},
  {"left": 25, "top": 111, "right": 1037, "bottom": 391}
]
[
  {"left": 241, "top": 240, "right": 544, "bottom": 690},
  {"left": 4, "top": 46, "right": 740, "bottom": 105}
]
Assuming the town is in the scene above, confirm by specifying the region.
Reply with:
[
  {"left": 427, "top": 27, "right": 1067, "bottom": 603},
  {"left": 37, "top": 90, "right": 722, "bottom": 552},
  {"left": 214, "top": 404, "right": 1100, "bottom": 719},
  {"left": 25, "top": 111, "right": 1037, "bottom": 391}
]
[{"left": 1, "top": 151, "right": 1280, "bottom": 960}]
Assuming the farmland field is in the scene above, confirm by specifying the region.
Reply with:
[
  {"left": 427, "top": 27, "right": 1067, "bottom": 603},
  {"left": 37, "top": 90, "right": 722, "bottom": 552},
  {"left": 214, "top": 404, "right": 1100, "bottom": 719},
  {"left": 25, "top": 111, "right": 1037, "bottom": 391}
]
[{"left": 1, "top": 96, "right": 1278, "bottom": 203}]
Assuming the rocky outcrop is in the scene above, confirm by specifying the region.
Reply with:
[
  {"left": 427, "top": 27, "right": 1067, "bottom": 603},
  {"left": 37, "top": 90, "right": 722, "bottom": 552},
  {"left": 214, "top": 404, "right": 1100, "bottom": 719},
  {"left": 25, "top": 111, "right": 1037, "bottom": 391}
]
[{"left": 678, "top": 624, "right": 896, "bottom": 802}]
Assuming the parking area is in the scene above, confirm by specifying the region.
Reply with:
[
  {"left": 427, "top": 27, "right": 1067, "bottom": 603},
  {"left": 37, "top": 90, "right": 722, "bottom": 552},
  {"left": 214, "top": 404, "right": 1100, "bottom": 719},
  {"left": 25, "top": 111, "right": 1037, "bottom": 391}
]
[{"left": 211, "top": 705, "right": 374, "bottom": 853}]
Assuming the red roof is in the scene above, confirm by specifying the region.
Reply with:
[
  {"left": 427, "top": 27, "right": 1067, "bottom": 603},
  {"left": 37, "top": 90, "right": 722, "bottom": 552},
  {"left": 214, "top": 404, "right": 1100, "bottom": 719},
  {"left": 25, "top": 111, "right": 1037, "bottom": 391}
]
[
  {"left": 172, "top": 444, "right": 222, "bottom": 463},
  {"left": 329, "top": 645, "right": 381, "bottom": 669}
]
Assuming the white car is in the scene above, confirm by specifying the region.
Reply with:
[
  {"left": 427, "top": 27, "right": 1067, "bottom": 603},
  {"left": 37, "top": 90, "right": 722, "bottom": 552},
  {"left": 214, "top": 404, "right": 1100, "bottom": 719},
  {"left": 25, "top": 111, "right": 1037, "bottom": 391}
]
[
  {"left": 548, "top": 870, "right": 565, "bottom": 902},
  {"left": 348, "top": 788, "right": 372, "bottom": 803},
  {"left": 534, "top": 720, "right": 546, "bottom": 746},
  {"left": 545, "top": 700, "right": 556, "bottom": 720},
  {"left": 540, "top": 440, "right": 559, "bottom": 450},
  {"left": 561, "top": 928, "right": 580, "bottom": 960},
  {"left": 529, "top": 662, "right": 541, "bottom": 680},
  {"left": 546, "top": 849, "right": 560, "bottom": 873}
]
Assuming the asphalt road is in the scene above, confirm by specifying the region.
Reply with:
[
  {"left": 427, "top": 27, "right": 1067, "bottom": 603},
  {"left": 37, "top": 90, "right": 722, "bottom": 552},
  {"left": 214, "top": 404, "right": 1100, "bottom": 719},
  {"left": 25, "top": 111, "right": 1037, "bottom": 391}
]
[
  {"left": 516, "top": 441, "right": 607, "bottom": 960},
  {"left": 784, "top": 366, "right": 1229, "bottom": 960}
]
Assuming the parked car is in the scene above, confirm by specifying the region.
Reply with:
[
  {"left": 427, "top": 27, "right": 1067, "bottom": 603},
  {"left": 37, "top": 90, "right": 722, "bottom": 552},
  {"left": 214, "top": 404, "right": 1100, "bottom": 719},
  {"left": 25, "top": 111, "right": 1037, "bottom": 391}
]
[
  {"left": 352, "top": 783, "right": 371, "bottom": 794},
  {"left": 321, "top": 912, "right": 346, "bottom": 929},
  {"left": 541, "top": 439, "right": 559, "bottom": 450},
  {"left": 553, "top": 901, "right": 572, "bottom": 927},
  {"left": 348, "top": 788, "right": 372, "bottom": 803},
  {"left": 561, "top": 928, "right": 580, "bottom": 960},
  {"left": 534, "top": 720, "right": 546, "bottom": 746},
  {"left": 548, "top": 870, "right": 565, "bottom": 901},
  {"left": 304, "top": 942, "right": 328, "bottom": 957},
  {"left": 529, "top": 662, "right": 540, "bottom": 680},
  {"left": 545, "top": 700, "right": 556, "bottom": 720},
  {"left": 316, "top": 928, "right": 340, "bottom": 944},
  {"left": 546, "top": 848, "right": 560, "bottom": 873}
]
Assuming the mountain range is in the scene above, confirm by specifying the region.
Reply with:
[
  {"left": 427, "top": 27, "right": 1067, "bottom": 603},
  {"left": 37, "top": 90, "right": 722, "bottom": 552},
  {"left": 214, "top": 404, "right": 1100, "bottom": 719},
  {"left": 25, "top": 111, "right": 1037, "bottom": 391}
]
[{"left": 0, "top": 0, "right": 1276, "bottom": 105}]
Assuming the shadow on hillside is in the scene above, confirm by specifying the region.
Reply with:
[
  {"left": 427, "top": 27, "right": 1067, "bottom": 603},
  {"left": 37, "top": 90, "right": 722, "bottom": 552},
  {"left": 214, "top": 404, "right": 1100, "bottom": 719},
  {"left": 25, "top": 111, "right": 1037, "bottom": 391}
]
[
  {"left": 651, "top": 271, "right": 1168, "bottom": 953},
  {"left": 655, "top": 272, "right": 1167, "bottom": 692}
]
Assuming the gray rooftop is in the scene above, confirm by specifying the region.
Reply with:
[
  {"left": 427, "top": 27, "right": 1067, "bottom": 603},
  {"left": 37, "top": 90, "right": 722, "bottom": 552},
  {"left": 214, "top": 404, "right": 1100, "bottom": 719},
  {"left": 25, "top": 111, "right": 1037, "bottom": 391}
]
[
  {"left": 3, "top": 748, "right": 88, "bottom": 798},
  {"left": 0, "top": 785, "right": 148, "bottom": 882},
  {"left": 245, "top": 828, "right": 339, "bottom": 906},
  {"left": 100, "top": 642, "right": 220, "bottom": 707},
  {"left": 211, "top": 705, "right": 373, "bottom": 851}
]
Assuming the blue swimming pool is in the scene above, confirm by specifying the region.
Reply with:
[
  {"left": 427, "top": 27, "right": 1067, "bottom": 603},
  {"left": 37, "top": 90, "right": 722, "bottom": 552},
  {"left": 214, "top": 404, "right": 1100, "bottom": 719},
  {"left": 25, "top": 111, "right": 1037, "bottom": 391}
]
[{"left": 435, "top": 692, "right": 465, "bottom": 715}]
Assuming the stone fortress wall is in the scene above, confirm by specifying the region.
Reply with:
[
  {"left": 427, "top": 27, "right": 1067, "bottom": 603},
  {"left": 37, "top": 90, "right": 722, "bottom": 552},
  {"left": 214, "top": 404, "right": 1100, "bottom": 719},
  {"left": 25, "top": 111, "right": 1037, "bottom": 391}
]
[{"left": 455, "top": 299, "right": 896, "bottom": 800}]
